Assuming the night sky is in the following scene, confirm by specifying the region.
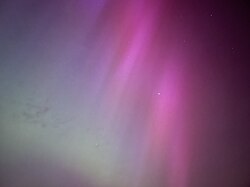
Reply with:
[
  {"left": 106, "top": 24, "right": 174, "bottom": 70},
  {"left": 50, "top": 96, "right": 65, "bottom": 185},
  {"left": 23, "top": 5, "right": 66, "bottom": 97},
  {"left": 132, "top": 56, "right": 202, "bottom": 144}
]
[{"left": 0, "top": 0, "right": 249, "bottom": 187}]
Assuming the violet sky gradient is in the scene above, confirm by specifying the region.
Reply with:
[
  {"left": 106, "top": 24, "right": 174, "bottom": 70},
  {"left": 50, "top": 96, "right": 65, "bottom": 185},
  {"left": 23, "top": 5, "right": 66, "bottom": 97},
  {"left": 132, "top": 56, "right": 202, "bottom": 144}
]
[{"left": 0, "top": 0, "right": 249, "bottom": 187}]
